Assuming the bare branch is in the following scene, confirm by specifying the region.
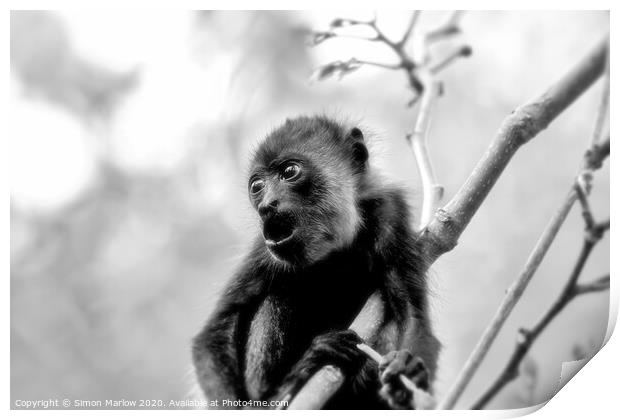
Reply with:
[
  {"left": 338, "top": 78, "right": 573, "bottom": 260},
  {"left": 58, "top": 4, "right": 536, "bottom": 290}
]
[
  {"left": 329, "top": 17, "right": 375, "bottom": 28},
  {"left": 594, "top": 218, "right": 610, "bottom": 233},
  {"left": 285, "top": 365, "right": 345, "bottom": 410},
  {"left": 357, "top": 343, "right": 436, "bottom": 410},
  {"left": 356, "top": 59, "right": 402, "bottom": 70},
  {"left": 430, "top": 45, "right": 473, "bottom": 74},
  {"left": 586, "top": 218, "right": 610, "bottom": 244},
  {"left": 438, "top": 186, "right": 577, "bottom": 409},
  {"left": 331, "top": 33, "right": 382, "bottom": 43},
  {"left": 573, "top": 275, "right": 610, "bottom": 296},
  {"left": 589, "top": 41, "right": 609, "bottom": 148},
  {"left": 285, "top": 293, "right": 385, "bottom": 409},
  {"left": 310, "top": 11, "right": 471, "bottom": 232},
  {"left": 575, "top": 181, "right": 596, "bottom": 230},
  {"left": 401, "top": 15, "right": 469, "bottom": 230},
  {"left": 584, "top": 136, "right": 610, "bottom": 171},
  {"left": 407, "top": 71, "right": 443, "bottom": 229},
  {"left": 472, "top": 222, "right": 610, "bottom": 410},
  {"left": 421, "top": 38, "right": 608, "bottom": 263},
  {"left": 367, "top": 19, "right": 399, "bottom": 50},
  {"left": 309, "top": 31, "right": 337, "bottom": 46},
  {"left": 425, "top": 11, "right": 465, "bottom": 44},
  {"left": 311, "top": 11, "right": 470, "bottom": 95},
  {"left": 436, "top": 39, "right": 609, "bottom": 410},
  {"left": 473, "top": 269, "right": 608, "bottom": 408},
  {"left": 310, "top": 59, "right": 363, "bottom": 81},
  {"left": 399, "top": 11, "right": 421, "bottom": 47}
]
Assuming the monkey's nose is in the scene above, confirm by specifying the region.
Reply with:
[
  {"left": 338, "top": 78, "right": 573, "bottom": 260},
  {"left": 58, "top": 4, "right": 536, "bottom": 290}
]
[{"left": 258, "top": 199, "right": 279, "bottom": 219}]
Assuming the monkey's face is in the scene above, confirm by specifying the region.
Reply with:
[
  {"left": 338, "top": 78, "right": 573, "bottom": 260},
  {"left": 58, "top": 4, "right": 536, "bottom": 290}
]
[
  {"left": 248, "top": 118, "right": 368, "bottom": 267},
  {"left": 248, "top": 154, "right": 361, "bottom": 266}
]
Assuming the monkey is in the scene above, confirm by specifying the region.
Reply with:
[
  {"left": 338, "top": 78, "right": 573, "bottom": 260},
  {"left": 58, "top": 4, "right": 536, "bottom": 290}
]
[{"left": 192, "top": 115, "right": 440, "bottom": 409}]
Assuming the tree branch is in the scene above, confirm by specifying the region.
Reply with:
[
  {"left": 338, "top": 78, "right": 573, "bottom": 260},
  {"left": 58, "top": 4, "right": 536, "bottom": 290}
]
[
  {"left": 399, "top": 11, "right": 421, "bottom": 47},
  {"left": 421, "top": 38, "right": 608, "bottom": 263},
  {"left": 429, "top": 45, "right": 473, "bottom": 74},
  {"left": 573, "top": 275, "right": 610, "bottom": 296},
  {"left": 588, "top": 39, "right": 609, "bottom": 149},
  {"left": 472, "top": 223, "right": 609, "bottom": 410},
  {"left": 284, "top": 293, "right": 385, "bottom": 409},
  {"left": 575, "top": 181, "right": 596, "bottom": 230},
  {"left": 436, "top": 40, "right": 609, "bottom": 408},
  {"left": 407, "top": 70, "right": 443, "bottom": 229},
  {"left": 425, "top": 11, "right": 464, "bottom": 44},
  {"left": 356, "top": 59, "right": 402, "bottom": 70}
]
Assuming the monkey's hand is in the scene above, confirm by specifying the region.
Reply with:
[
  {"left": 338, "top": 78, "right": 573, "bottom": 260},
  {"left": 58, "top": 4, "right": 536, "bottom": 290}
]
[
  {"left": 379, "top": 350, "right": 433, "bottom": 410},
  {"left": 279, "top": 330, "right": 365, "bottom": 398}
]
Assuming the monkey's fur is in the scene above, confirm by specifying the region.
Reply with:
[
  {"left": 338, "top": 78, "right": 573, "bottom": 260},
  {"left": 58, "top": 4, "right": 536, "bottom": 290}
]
[{"left": 192, "top": 116, "right": 440, "bottom": 409}]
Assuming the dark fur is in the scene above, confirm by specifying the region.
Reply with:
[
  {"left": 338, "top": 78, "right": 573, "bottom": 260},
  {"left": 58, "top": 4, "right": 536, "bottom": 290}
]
[{"left": 192, "top": 116, "right": 440, "bottom": 409}]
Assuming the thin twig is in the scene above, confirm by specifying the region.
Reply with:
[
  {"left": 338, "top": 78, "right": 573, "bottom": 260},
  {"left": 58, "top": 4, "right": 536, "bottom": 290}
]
[
  {"left": 438, "top": 186, "right": 578, "bottom": 410},
  {"left": 430, "top": 45, "right": 473, "bottom": 74},
  {"left": 573, "top": 275, "right": 610, "bottom": 296},
  {"left": 357, "top": 343, "right": 435, "bottom": 410},
  {"left": 575, "top": 181, "right": 596, "bottom": 230},
  {"left": 473, "top": 242, "right": 609, "bottom": 408},
  {"left": 356, "top": 59, "right": 402, "bottom": 70},
  {"left": 311, "top": 11, "right": 470, "bottom": 237},
  {"left": 336, "top": 33, "right": 383, "bottom": 42},
  {"left": 399, "top": 11, "right": 421, "bottom": 47},
  {"left": 407, "top": 70, "right": 443, "bottom": 229},
  {"left": 356, "top": 344, "right": 419, "bottom": 393},
  {"left": 357, "top": 343, "right": 418, "bottom": 392},
  {"left": 425, "top": 11, "right": 464, "bottom": 44},
  {"left": 404, "top": 12, "right": 468, "bottom": 229},
  {"left": 439, "top": 138, "right": 609, "bottom": 410},
  {"left": 472, "top": 217, "right": 610, "bottom": 409}
]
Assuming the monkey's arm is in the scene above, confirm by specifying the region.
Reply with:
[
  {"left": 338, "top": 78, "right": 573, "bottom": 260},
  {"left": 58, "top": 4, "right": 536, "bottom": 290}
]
[
  {"left": 372, "top": 266, "right": 440, "bottom": 409},
  {"left": 192, "top": 306, "right": 246, "bottom": 405},
  {"left": 193, "top": 243, "right": 268, "bottom": 406},
  {"left": 273, "top": 299, "right": 438, "bottom": 408},
  {"left": 385, "top": 300, "right": 440, "bottom": 378}
]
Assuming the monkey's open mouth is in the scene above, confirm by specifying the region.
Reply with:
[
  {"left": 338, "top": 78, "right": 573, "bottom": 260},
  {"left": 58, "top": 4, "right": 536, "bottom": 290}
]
[{"left": 263, "top": 216, "right": 296, "bottom": 247}]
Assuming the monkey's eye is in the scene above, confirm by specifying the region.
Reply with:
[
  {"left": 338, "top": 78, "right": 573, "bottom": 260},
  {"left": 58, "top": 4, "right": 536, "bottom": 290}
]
[
  {"left": 249, "top": 179, "right": 265, "bottom": 195},
  {"left": 280, "top": 163, "right": 301, "bottom": 181}
]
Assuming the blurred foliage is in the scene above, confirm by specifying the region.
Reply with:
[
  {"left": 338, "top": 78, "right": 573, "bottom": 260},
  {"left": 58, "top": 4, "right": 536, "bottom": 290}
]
[
  {"left": 10, "top": 11, "right": 609, "bottom": 409},
  {"left": 10, "top": 11, "right": 138, "bottom": 121}
]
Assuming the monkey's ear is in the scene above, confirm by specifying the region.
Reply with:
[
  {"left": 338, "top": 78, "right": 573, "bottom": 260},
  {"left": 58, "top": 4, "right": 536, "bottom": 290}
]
[
  {"left": 353, "top": 145, "right": 369, "bottom": 168},
  {"left": 348, "top": 127, "right": 368, "bottom": 168},
  {"left": 349, "top": 127, "right": 364, "bottom": 141}
]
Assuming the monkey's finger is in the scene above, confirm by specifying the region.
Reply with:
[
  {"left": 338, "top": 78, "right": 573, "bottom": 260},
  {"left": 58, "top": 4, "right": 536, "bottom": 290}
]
[
  {"left": 407, "top": 359, "right": 430, "bottom": 390},
  {"left": 340, "top": 329, "right": 364, "bottom": 344},
  {"left": 311, "top": 340, "right": 362, "bottom": 362},
  {"left": 311, "top": 330, "right": 361, "bottom": 350},
  {"left": 379, "top": 382, "right": 414, "bottom": 410},
  {"left": 381, "top": 353, "right": 413, "bottom": 384},
  {"left": 380, "top": 349, "right": 413, "bottom": 372},
  {"left": 379, "top": 350, "right": 398, "bottom": 369}
]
